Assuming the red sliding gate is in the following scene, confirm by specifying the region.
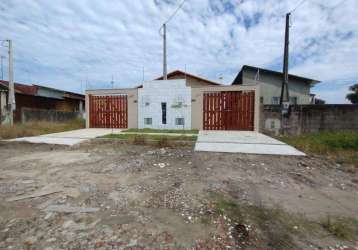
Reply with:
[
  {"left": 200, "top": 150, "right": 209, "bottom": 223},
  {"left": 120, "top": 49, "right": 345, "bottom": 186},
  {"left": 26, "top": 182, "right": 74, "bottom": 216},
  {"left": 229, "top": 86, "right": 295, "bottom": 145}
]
[
  {"left": 203, "top": 91, "right": 255, "bottom": 130},
  {"left": 89, "top": 95, "right": 128, "bottom": 128}
]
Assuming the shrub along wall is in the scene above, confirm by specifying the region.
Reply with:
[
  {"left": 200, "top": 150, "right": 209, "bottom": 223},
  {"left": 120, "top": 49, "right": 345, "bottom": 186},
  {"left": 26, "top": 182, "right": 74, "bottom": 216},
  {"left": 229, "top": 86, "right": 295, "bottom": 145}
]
[{"left": 261, "top": 104, "right": 358, "bottom": 136}]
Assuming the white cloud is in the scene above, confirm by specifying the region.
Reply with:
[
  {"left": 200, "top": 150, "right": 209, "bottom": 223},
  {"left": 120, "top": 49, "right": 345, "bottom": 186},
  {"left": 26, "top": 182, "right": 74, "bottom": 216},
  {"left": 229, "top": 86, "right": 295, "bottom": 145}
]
[{"left": 0, "top": 0, "right": 357, "bottom": 103}]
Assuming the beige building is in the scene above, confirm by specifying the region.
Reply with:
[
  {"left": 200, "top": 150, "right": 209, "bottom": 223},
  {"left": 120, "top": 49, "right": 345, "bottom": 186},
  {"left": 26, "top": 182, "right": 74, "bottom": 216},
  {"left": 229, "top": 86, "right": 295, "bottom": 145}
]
[
  {"left": 232, "top": 65, "right": 320, "bottom": 105},
  {"left": 86, "top": 70, "right": 260, "bottom": 131}
]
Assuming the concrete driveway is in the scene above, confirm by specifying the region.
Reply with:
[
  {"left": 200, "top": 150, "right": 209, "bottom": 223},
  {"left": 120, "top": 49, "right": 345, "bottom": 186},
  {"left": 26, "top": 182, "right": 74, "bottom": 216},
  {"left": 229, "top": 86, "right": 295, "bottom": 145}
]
[
  {"left": 7, "top": 128, "right": 122, "bottom": 146},
  {"left": 194, "top": 131, "right": 305, "bottom": 156}
]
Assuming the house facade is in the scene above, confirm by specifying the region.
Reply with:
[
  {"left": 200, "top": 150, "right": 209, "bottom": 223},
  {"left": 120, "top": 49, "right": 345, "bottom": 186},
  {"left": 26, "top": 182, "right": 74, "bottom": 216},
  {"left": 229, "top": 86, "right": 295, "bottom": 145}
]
[
  {"left": 232, "top": 65, "right": 320, "bottom": 105},
  {"left": 138, "top": 79, "right": 192, "bottom": 129},
  {"left": 86, "top": 70, "right": 260, "bottom": 131},
  {"left": 0, "top": 80, "right": 85, "bottom": 124}
]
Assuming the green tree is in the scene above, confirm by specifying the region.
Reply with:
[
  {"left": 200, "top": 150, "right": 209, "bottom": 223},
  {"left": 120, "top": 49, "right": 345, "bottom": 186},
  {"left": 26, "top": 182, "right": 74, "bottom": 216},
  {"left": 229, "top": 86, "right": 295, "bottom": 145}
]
[{"left": 346, "top": 84, "right": 358, "bottom": 104}]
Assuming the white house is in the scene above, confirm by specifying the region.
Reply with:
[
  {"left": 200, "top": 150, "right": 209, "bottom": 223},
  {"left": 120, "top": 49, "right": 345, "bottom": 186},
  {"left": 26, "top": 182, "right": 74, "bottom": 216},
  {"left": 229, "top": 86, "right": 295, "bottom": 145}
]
[{"left": 138, "top": 79, "right": 191, "bottom": 129}]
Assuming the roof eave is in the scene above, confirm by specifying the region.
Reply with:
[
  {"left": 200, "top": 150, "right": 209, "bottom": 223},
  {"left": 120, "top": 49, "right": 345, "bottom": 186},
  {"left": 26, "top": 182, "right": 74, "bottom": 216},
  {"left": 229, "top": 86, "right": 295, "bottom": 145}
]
[{"left": 242, "top": 65, "right": 320, "bottom": 84}]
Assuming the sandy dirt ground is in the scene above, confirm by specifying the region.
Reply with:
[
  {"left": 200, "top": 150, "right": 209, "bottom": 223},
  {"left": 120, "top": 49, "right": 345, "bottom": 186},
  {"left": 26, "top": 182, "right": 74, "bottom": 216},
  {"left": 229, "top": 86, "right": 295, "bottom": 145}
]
[{"left": 0, "top": 140, "right": 357, "bottom": 250}]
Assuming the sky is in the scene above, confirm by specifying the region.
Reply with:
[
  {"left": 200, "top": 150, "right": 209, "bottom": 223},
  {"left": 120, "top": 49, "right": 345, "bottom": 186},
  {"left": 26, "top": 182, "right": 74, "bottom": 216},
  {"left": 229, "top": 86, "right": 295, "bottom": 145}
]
[{"left": 0, "top": 0, "right": 357, "bottom": 103}]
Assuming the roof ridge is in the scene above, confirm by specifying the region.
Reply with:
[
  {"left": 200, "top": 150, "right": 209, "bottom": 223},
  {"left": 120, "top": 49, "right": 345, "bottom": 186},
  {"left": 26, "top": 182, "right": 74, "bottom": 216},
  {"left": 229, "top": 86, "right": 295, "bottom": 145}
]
[{"left": 155, "top": 70, "right": 222, "bottom": 85}]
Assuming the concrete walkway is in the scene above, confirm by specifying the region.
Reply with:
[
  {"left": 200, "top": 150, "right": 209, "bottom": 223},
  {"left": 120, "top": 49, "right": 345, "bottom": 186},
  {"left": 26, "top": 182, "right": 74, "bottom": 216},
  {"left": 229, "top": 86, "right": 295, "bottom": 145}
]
[
  {"left": 194, "top": 131, "right": 305, "bottom": 156},
  {"left": 7, "top": 128, "right": 122, "bottom": 146}
]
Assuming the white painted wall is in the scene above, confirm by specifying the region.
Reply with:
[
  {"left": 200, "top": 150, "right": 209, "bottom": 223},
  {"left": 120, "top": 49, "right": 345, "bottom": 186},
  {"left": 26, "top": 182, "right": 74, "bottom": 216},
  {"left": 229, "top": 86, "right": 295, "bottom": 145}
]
[{"left": 138, "top": 80, "right": 191, "bottom": 129}]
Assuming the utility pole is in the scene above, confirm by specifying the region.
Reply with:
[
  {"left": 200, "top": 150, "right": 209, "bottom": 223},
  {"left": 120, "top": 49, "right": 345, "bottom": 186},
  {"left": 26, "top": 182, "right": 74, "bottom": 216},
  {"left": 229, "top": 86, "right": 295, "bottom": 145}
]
[
  {"left": 280, "top": 13, "right": 290, "bottom": 112},
  {"left": 159, "top": 0, "right": 186, "bottom": 80},
  {"left": 163, "top": 23, "right": 167, "bottom": 80},
  {"left": 7, "top": 40, "right": 15, "bottom": 126},
  {"left": 0, "top": 55, "right": 5, "bottom": 80}
]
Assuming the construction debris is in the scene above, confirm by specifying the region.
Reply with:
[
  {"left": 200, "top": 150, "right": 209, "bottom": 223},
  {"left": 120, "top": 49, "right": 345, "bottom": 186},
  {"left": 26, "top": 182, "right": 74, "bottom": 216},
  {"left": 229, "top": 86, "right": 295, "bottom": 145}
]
[
  {"left": 6, "top": 185, "right": 63, "bottom": 202},
  {"left": 44, "top": 205, "right": 100, "bottom": 213}
]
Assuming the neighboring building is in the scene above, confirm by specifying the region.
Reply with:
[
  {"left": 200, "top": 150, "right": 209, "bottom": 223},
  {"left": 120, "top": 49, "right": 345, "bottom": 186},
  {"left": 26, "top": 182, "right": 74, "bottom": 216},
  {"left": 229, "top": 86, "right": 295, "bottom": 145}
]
[
  {"left": 232, "top": 65, "right": 320, "bottom": 105},
  {"left": 86, "top": 70, "right": 260, "bottom": 131},
  {"left": 155, "top": 70, "right": 222, "bottom": 88},
  {"left": 0, "top": 80, "right": 85, "bottom": 124}
]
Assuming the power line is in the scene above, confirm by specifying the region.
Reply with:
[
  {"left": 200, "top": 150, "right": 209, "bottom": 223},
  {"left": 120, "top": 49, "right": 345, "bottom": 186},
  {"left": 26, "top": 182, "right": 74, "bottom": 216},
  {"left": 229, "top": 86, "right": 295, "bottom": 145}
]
[
  {"left": 289, "top": 0, "right": 308, "bottom": 14},
  {"left": 164, "top": 0, "right": 187, "bottom": 25},
  {"left": 159, "top": 0, "right": 187, "bottom": 35},
  {"left": 159, "top": 0, "right": 187, "bottom": 80}
]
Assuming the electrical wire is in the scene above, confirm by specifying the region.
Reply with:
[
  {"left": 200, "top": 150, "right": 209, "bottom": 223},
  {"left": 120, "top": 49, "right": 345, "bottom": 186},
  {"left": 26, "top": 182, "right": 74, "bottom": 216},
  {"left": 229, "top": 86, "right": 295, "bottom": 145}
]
[
  {"left": 165, "top": 0, "right": 186, "bottom": 24},
  {"left": 289, "top": 0, "right": 308, "bottom": 14},
  {"left": 159, "top": 0, "right": 187, "bottom": 35}
]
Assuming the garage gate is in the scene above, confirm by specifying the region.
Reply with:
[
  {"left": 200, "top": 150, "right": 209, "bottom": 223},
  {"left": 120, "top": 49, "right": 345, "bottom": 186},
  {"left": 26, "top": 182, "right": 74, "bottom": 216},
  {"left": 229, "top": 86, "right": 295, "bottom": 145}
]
[
  {"left": 203, "top": 91, "right": 255, "bottom": 131},
  {"left": 89, "top": 95, "right": 128, "bottom": 128}
]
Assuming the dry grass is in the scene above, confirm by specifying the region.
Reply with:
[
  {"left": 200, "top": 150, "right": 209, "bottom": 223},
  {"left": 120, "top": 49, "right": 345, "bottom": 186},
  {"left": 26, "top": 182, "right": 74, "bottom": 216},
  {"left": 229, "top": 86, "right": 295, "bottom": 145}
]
[
  {"left": 123, "top": 128, "right": 199, "bottom": 134},
  {"left": 282, "top": 132, "right": 358, "bottom": 167},
  {"left": 0, "top": 118, "right": 85, "bottom": 139},
  {"left": 102, "top": 133, "right": 197, "bottom": 141},
  {"left": 101, "top": 133, "right": 197, "bottom": 147}
]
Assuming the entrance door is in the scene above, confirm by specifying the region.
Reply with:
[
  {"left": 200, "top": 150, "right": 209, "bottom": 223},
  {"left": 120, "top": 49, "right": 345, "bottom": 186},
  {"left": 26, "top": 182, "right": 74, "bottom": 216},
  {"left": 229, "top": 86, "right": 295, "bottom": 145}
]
[
  {"left": 203, "top": 91, "right": 254, "bottom": 130},
  {"left": 89, "top": 95, "right": 128, "bottom": 128}
]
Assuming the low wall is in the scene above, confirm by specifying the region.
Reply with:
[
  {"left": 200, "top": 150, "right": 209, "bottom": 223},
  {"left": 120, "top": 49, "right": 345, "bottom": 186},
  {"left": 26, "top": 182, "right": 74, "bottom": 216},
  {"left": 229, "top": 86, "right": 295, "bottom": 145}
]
[
  {"left": 21, "top": 107, "right": 80, "bottom": 123},
  {"left": 261, "top": 104, "right": 358, "bottom": 135}
]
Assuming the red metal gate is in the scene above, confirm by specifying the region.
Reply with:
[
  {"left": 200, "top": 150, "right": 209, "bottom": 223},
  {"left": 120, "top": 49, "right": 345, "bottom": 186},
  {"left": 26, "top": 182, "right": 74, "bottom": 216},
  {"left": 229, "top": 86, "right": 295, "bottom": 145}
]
[
  {"left": 89, "top": 95, "right": 128, "bottom": 128},
  {"left": 203, "top": 91, "right": 255, "bottom": 130}
]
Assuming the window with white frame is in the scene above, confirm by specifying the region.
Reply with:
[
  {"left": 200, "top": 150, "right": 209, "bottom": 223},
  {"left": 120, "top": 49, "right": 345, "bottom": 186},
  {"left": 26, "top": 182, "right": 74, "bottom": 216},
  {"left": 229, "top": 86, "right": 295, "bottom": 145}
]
[
  {"left": 144, "top": 118, "right": 152, "bottom": 125},
  {"left": 175, "top": 118, "right": 185, "bottom": 126}
]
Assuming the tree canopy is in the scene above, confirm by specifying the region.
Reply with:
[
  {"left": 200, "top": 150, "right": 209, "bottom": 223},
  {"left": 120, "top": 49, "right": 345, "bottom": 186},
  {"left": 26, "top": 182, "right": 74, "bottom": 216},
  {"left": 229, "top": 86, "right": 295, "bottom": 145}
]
[{"left": 346, "top": 83, "right": 358, "bottom": 104}]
